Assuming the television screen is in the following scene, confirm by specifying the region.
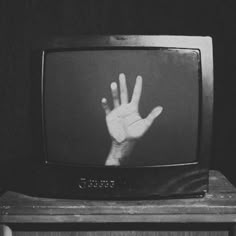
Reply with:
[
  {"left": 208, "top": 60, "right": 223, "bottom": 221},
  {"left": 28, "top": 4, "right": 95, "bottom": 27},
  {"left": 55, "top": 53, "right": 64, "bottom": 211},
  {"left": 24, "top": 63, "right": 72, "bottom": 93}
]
[{"left": 44, "top": 49, "right": 200, "bottom": 167}]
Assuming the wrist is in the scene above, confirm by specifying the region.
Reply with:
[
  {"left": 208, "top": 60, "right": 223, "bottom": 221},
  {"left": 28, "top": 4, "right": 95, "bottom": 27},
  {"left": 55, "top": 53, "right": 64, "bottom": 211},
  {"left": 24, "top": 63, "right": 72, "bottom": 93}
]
[{"left": 105, "top": 140, "right": 136, "bottom": 166}]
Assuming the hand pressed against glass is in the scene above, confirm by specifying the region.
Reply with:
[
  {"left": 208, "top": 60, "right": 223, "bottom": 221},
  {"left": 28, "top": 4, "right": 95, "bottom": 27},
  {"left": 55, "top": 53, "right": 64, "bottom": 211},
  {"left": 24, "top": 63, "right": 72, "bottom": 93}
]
[{"left": 102, "top": 73, "right": 163, "bottom": 165}]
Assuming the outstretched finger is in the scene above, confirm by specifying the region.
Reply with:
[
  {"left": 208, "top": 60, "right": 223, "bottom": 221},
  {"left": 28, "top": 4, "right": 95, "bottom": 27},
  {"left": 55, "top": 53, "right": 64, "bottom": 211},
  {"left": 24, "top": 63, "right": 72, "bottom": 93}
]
[
  {"left": 119, "top": 73, "right": 128, "bottom": 104},
  {"left": 131, "top": 75, "right": 142, "bottom": 105},
  {"left": 111, "top": 82, "right": 119, "bottom": 108},
  {"left": 145, "top": 106, "right": 163, "bottom": 127},
  {"left": 101, "top": 98, "right": 111, "bottom": 115}
]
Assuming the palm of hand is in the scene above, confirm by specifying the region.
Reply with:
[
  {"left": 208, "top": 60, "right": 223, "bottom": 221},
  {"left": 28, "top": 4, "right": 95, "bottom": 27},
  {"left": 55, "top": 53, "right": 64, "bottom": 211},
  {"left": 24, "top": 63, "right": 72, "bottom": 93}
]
[{"left": 106, "top": 103, "right": 149, "bottom": 143}]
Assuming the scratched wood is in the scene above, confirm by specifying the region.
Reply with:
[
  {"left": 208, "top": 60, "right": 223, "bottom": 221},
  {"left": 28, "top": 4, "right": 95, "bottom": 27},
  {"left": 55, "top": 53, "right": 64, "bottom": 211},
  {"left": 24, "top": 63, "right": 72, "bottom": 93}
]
[
  {"left": 12, "top": 231, "right": 229, "bottom": 236},
  {"left": 0, "top": 170, "right": 236, "bottom": 224},
  {"left": 6, "top": 221, "right": 231, "bottom": 236}
]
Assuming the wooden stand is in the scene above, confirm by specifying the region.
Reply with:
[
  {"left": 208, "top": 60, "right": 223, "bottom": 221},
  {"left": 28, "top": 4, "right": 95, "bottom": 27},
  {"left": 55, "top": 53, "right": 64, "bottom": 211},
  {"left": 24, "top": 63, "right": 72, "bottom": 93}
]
[{"left": 1, "top": 170, "right": 236, "bottom": 235}]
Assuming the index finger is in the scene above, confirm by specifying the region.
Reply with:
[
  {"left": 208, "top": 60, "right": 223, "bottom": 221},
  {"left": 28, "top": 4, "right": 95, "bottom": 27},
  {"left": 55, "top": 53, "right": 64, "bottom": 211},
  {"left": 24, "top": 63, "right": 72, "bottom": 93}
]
[{"left": 131, "top": 75, "right": 142, "bottom": 105}]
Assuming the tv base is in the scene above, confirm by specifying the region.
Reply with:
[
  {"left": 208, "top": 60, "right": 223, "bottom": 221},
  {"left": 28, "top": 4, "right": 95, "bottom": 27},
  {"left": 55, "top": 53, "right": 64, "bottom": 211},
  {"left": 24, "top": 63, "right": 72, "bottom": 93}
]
[{"left": 9, "top": 163, "right": 209, "bottom": 200}]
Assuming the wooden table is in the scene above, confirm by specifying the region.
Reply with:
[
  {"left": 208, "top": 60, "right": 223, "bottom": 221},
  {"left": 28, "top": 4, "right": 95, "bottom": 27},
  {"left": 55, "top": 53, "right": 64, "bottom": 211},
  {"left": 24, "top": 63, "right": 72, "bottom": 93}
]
[{"left": 0, "top": 170, "right": 236, "bottom": 236}]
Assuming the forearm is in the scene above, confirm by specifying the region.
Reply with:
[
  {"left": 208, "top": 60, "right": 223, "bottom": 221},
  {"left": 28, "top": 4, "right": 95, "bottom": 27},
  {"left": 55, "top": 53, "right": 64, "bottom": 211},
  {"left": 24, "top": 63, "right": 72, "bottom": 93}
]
[{"left": 105, "top": 140, "right": 136, "bottom": 166}]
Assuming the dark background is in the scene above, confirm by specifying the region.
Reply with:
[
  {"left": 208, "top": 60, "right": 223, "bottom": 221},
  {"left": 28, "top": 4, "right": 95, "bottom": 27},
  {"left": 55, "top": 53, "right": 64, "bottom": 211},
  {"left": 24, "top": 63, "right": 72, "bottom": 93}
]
[{"left": 0, "top": 1, "right": 235, "bottom": 183}]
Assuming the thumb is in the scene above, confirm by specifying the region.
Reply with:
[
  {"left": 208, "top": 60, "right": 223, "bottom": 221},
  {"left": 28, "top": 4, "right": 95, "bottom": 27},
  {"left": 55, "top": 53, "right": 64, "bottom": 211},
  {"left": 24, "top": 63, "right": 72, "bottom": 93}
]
[{"left": 145, "top": 106, "right": 163, "bottom": 127}]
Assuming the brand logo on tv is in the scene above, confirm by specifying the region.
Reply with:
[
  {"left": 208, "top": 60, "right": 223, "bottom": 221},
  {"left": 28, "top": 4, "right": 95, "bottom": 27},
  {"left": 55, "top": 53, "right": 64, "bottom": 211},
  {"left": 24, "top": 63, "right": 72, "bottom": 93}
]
[{"left": 78, "top": 178, "right": 115, "bottom": 190}]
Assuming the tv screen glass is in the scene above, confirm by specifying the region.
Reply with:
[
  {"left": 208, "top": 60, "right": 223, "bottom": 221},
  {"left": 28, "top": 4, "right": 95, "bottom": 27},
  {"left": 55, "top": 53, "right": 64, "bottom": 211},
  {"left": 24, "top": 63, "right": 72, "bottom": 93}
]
[{"left": 43, "top": 49, "right": 200, "bottom": 167}]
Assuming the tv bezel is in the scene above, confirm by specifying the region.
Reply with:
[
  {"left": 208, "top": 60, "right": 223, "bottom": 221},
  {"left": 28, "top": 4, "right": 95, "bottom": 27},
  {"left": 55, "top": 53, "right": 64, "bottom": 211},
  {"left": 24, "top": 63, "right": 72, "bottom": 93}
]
[{"left": 29, "top": 35, "right": 213, "bottom": 199}]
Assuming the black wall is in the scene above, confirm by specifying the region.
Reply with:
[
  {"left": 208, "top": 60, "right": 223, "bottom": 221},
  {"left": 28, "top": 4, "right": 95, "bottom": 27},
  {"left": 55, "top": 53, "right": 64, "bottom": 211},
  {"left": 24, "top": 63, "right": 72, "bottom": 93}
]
[{"left": 1, "top": 0, "right": 236, "bottom": 184}]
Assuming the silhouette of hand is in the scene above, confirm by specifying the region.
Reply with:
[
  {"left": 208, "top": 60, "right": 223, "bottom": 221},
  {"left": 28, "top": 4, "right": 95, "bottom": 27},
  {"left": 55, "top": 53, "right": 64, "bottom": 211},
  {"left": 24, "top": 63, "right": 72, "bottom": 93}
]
[{"left": 102, "top": 73, "right": 163, "bottom": 144}]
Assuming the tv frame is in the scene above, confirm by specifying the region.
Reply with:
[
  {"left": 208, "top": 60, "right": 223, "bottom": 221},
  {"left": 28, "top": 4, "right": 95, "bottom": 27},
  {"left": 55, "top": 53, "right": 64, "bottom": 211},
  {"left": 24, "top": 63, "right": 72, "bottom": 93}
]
[{"left": 25, "top": 35, "right": 214, "bottom": 199}]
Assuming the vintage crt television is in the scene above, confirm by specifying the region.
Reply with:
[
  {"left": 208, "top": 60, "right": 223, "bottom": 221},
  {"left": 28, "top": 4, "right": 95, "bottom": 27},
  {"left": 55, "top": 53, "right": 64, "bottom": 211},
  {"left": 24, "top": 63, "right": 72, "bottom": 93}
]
[{"left": 2, "top": 35, "right": 214, "bottom": 199}]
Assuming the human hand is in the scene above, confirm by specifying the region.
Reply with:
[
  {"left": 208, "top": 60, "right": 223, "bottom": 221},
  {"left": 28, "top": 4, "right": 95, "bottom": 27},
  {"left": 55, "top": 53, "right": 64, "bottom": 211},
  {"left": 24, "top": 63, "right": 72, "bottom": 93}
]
[
  {"left": 102, "top": 73, "right": 163, "bottom": 165},
  {"left": 102, "top": 73, "right": 163, "bottom": 143}
]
